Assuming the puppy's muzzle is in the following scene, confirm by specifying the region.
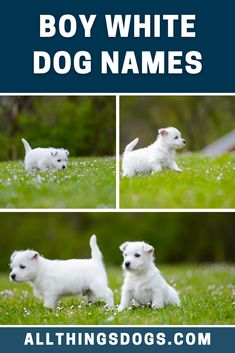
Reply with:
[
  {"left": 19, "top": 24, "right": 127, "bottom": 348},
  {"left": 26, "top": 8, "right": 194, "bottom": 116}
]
[
  {"left": 11, "top": 274, "right": 16, "bottom": 280},
  {"left": 62, "top": 165, "right": 66, "bottom": 169},
  {"left": 125, "top": 261, "right": 130, "bottom": 269}
]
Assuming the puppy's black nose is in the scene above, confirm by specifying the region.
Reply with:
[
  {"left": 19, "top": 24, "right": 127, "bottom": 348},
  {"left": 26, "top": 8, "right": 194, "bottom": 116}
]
[
  {"left": 183, "top": 140, "right": 186, "bottom": 144},
  {"left": 62, "top": 165, "right": 65, "bottom": 169},
  {"left": 125, "top": 262, "right": 130, "bottom": 268},
  {"left": 11, "top": 274, "right": 16, "bottom": 280}
]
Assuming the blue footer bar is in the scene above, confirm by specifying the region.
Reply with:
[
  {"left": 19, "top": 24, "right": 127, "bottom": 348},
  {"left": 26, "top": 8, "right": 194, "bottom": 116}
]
[{"left": 0, "top": 327, "right": 233, "bottom": 353}]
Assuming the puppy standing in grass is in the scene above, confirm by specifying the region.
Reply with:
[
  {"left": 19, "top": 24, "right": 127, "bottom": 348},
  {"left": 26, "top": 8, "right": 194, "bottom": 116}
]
[
  {"left": 22, "top": 138, "right": 69, "bottom": 172},
  {"left": 10, "top": 235, "right": 114, "bottom": 309},
  {"left": 122, "top": 127, "right": 186, "bottom": 177},
  {"left": 118, "top": 241, "right": 180, "bottom": 312}
]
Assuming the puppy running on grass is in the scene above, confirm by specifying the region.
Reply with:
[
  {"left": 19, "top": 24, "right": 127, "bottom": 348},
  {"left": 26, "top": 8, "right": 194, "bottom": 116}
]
[
  {"left": 122, "top": 127, "right": 186, "bottom": 177},
  {"left": 10, "top": 235, "right": 114, "bottom": 309},
  {"left": 118, "top": 241, "right": 180, "bottom": 312},
  {"left": 22, "top": 138, "right": 69, "bottom": 172}
]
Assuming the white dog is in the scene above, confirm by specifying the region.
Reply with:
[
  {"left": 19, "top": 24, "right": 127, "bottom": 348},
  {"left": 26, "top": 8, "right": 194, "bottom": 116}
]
[
  {"left": 122, "top": 127, "right": 186, "bottom": 177},
  {"left": 22, "top": 138, "right": 69, "bottom": 171},
  {"left": 10, "top": 235, "right": 114, "bottom": 309},
  {"left": 118, "top": 241, "right": 180, "bottom": 312}
]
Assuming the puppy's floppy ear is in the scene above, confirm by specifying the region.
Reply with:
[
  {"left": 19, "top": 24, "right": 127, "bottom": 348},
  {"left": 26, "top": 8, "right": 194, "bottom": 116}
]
[
  {"left": 27, "top": 250, "right": 39, "bottom": 260},
  {"left": 158, "top": 128, "right": 168, "bottom": 137},
  {"left": 119, "top": 242, "right": 129, "bottom": 252},
  {"left": 51, "top": 150, "right": 58, "bottom": 157},
  {"left": 31, "top": 252, "right": 39, "bottom": 260},
  {"left": 143, "top": 243, "right": 154, "bottom": 254},
  {"left": 65, "top": 149, "right": 69, "bottom": 157}
]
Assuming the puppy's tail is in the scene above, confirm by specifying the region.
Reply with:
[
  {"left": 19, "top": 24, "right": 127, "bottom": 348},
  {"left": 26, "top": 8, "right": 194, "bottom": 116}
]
[
  {"left": 22, "top": 138, "right": 32, "bottom": 154},
  {"left": 124, "top": 138, "right": 139, "bottom": 153},
  {"left": 90, "top": 235, "right": 103, "bottom": 263}
]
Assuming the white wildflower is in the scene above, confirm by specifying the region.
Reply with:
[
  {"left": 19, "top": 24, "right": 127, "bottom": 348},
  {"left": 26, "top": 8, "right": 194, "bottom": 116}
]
[
  {"left": 0, "top": 289, "right": 14, "bottom": 299},
  {"left": 106, "top": 316, "right": 114, "bottom": 322},
  {"left": 23, "top": 308, "right": 30, "bottom": 316}
]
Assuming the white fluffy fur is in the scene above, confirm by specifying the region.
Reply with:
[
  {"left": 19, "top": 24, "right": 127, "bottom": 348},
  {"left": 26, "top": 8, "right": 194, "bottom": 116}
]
[
  {"left": 22, "top": 138, "right": 69, "bottom": 172},
  {"left": 122, "top": 127, "right": 186, "bottom": 177},
  {"left": 118, "top": 241, "right": 180, "bottom": 312},
  {"left": 9, "top": 235, "right": 114, "bottom": 309}
]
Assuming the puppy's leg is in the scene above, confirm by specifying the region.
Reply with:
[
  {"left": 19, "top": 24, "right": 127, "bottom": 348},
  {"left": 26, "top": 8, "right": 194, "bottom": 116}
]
[
  {"left": 167, "top": 285, "right": 180, "bottom": 306},
  {"left": 33, "top": 287, "right": 43, "bottom": 300},
  {"left": 133, "top": 299, "right": 141, "bottom": 307},
  {"left": 43, "top": 293, "right": 59, "bottom": 308},
  {"left": 38, "top": 160, "right": 49, "bottom": 172},
  {"left": 90, "top": 285, "right": 114, "bottom": 308},
  {"left": 25, "top": 163, "right": 33, "bottom": 173},
  {"left": 151, "top": 163, "right": 162, "bottom": 174},
  {"left": 122, "top": 168, "right": 136, "bottom": 177},
  {"left": 86, "top": 290, "right": 98, "bottom": 304},
  {"left": 151, "top": 291, "right": 164, "bottom": 309},
  {"left": 168, "top": 160, "right": 183, "bottom": 172},
  {"left": 103, "top": 287, "right": 114, "bottom": 308},
  {"left": 118, "top": 285, "right": 132, "bottom": 312},
  {"left": 122, "top": 157, "right": 137, "bottom": 177}
]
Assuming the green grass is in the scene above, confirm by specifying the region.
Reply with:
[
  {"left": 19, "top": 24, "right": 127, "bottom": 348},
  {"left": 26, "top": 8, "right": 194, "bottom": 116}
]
[
  {"left": 0, "top": 264, "right": 234, "bottom": 325},
  {"left": 0, "top": 157, "right": 115, "bottom": 208},
  {"left": 120, "top": 154, "right": 235, "bottom": 208}
]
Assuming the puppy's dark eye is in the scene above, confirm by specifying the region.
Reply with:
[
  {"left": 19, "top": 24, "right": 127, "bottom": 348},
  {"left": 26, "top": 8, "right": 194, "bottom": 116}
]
[
  {"left": 20, "top": 265, "right": 26, "bottom": 269},
  {"left": 124, "top": 253, "right": 127, "bottom": 257},
  {"left": 135, "top": 253, "right": 141, "bottom": 258},
  {"left": 57, "top": 159, "right": 61, "bottom": 162},
  {"left": 174, "top": 136, "right": 179, "bottom": 139}
]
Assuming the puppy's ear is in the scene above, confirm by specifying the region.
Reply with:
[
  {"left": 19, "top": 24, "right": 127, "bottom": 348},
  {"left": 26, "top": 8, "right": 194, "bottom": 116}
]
[
  {"left": 119, "top": 242, "right": 129, "bottom": 252},
  {"left": 27, "top": 250, "right": 39, "bottom": 260},
  {"left": 158, "top": 129, "right": 168, "bottom": 137},
  {"left": 51, "top": 150, "right": 58, "bottom": 157},
  {"left": 31, "top": 252, "right": 39, "bottom": 260},
  {"left": 65, "top": 150, "right": 69, "bottom": 157},
  {"left": 143, "top": 243, "right": 154, "bottom": 254},
  {"left": 10, "top": 251, "right": 19, "bottom": 261}
]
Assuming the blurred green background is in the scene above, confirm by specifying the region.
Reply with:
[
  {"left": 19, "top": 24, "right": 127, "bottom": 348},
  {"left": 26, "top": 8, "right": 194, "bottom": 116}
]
[
  {"left": 120, "top": 96, "right": 235, "bottom": 151},
  {"left": 0, "top": 213, "right": 234, "bottom": 271},
  {"left": 0, "top": 96, "right": 115, "bottom": 161}
]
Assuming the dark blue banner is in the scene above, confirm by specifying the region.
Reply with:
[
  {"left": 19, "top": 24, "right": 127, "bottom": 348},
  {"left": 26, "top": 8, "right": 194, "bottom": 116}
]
[
  {"left": 0, "top": 327, "right": 234, "bottom": 353},
  {"left": 0, "top": 0, "right": 234, "bottom": 92}
]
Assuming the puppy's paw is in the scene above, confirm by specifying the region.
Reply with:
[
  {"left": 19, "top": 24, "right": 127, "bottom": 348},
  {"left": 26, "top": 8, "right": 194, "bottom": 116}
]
[
  {"left": 175, "top": 168, "right": 183, "bottom": 172},
  {"left": 151, "top": 167, "right": 162, "bottom": 174},
  {"left": 152, "top": 303, "right": 164, "bottom": 309},
  {"left": 44, "top": 304, "right": 55, "bottom": 309},
  {"left": 117, "top": 305, "right": 125, "bottom": 312},
  {"left": 105, "top": 303, "right": 115, "bottom": 310},
  {"left": 44, "top": 300, "right": 57, "bottom": 309}
]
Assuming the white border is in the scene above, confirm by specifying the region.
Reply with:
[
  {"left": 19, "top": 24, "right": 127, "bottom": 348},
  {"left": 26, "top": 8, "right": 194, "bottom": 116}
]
[
  {"left": 1, "top": 93, "right": 235, "bottom": 96},
  {"left": 116, "top": 95, "right": 120, "bottom": 209},
  {"left": 0, "top": 324, "right": 234, "bottom": 327},
  {"left": 0, "top": 209, "right": 234, "bottom": 212}
]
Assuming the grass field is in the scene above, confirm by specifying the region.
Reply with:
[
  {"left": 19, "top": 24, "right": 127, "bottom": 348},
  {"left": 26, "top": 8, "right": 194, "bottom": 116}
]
[
  {"left": 0, "top": 264, "right": 234, "bottom": 325},
  {"left": 0, "top": 157, "right": 115, "bottom": 208},
  {"left": 120, "top": 154, "right": 235, "bottom": 208}
]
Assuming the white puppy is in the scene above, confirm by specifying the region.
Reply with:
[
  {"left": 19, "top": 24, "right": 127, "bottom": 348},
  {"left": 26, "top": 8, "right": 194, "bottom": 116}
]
[
  {"left": 118, "top": 241, "right": 180, "bottom": 312},
  {"left": 10, "top": 235, "right": 114, "bottom": 309},
  {"left": 22, "top": 138, "right": 69, "bottom": 172},
  {"left": 122, "top": 127, "right": 186, "bottom": 177}
]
